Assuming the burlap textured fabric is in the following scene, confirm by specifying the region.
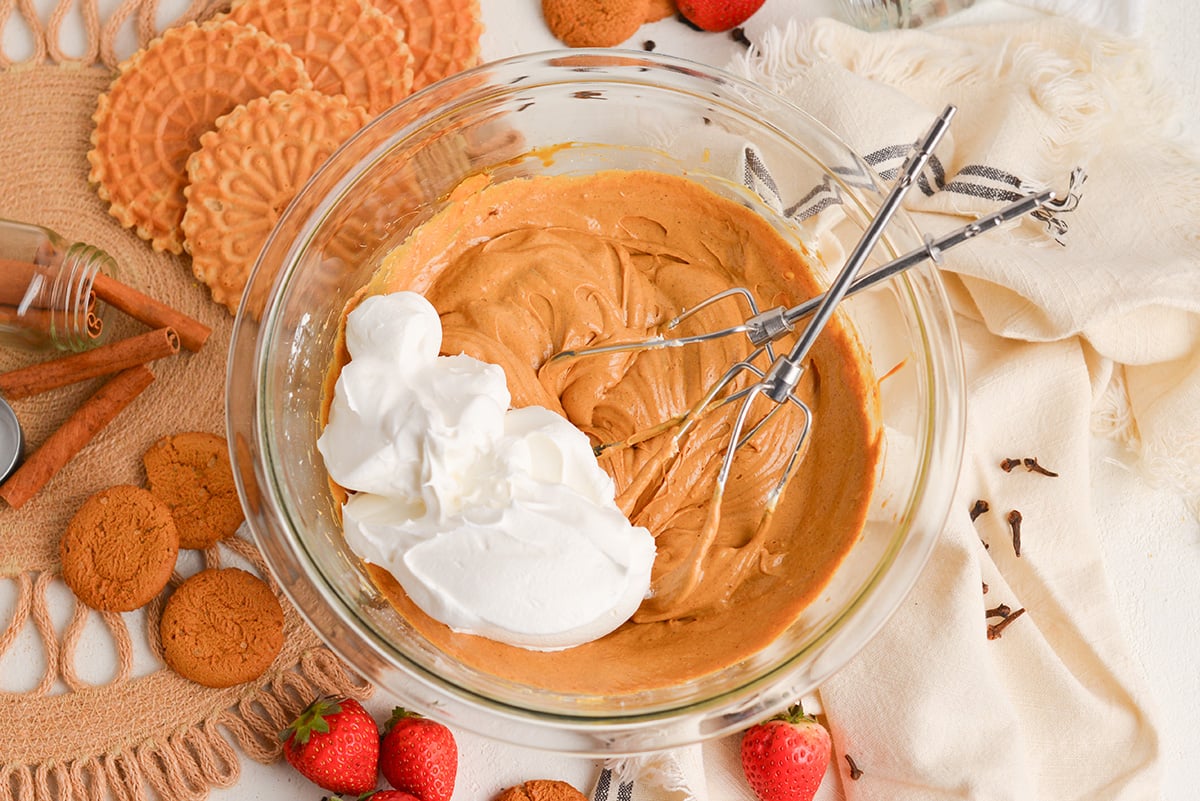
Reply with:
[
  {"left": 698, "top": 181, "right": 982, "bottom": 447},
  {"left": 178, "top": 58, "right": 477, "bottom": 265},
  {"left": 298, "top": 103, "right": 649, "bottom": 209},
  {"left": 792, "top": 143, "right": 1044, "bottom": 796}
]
[{"left": 0, "top": 42, "right": 367, "bottom": 801}]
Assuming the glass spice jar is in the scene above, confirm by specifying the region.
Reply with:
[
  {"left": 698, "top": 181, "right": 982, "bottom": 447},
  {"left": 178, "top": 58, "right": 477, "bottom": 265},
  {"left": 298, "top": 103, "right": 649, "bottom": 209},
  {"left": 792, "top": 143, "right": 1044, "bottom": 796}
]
[
  {"left": 0, "top": 217, "right": 114, "bottom": 352},
  {"left": 839, "top": 0, "right": 978, "bottom": 30}
]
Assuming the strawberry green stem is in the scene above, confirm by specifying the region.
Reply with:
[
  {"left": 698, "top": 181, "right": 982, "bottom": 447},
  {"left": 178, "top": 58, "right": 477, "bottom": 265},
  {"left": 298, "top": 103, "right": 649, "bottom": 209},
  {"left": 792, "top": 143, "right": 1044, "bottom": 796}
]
[
  {"left": 384, "top": 706, "right": 423, "bottom": 733},
  {"left": 775, "top": 700, "right": 816, "bottom": 725}
]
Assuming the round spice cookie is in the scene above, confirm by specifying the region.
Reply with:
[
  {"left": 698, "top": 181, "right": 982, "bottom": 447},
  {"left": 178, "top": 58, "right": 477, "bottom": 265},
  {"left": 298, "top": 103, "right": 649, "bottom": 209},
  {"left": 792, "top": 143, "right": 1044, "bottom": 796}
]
[
  {"left": 160, "top": 567, "right": 284, "bottom": 688},
  {"left": 221, "top": 0, "right": 415, "bottom": 116},
  {"left": 644, "top": 0, "right": 676, "bottom": 22},
  {"left": 370, "top": 0, "right": 483, "bottom": 90},
  {"left": 60, "top": 485, "right": 180, "bottom": 613},
  {"left": 542, "top": 0, "right": 648, "bottom": 48},
  {"left": 143, "top": 432, "right": 244, "bottom": 549},
  {"left": 182, "top": 90, "right": 371, "bottom": 314},
  {"left": 496, "top": 780, "right": 589, "bottom": 801},
  {"left": 88, "top": 20, "right": 312, "bottom": 255}
]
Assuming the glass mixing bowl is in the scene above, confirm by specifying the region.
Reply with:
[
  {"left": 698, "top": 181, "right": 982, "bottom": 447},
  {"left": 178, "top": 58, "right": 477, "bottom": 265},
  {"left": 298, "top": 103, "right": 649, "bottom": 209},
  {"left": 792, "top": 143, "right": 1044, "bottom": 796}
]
[{"left": 227, "top": 50, "right": 964, "bottom": 755}]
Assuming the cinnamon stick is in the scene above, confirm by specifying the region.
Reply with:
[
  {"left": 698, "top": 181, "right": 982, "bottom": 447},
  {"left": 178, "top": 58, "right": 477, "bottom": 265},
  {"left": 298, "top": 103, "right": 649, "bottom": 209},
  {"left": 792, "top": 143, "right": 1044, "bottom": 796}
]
[
  {"left": 0, "top": 327, "right": 179, "bottom": 400},
  {"left": 0, "top": 257, "right": 46, "bottom": 307},
  {"left": 90, "top": 273, "right": 211, "bottom": 352},
  {"left": 86, "top": 311, "right": 103, "bottom": 339},
  {"left": 0, "top": 365, "right": 155, "bottom": 509},
  {"left": 0, "top": 304, "right": 54, "bottom": 336}
]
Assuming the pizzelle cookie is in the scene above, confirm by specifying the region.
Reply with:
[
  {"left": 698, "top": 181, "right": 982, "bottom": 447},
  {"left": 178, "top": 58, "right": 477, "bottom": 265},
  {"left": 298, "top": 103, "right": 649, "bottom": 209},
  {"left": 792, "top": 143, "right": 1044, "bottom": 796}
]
[
  {"left": 60, "top": 485, "right": 179, "bottom": 613},
  {"left": 160, "top": 567, "right": 284, "bottom": 688},
  {"left": 221, "top": 0, "right": 415, "bottom": 116},
  {"left": 182, "top": 90, "right": 371, "bottom": 314},
  {"left": 143, "top": 432, "right": 244, "bottom": 549},
  {"left": 370, "top": 0, "right": 483, "bottom": 90},
  {"left": 88, "top": 20, "right": 312, "bottom": 254}
]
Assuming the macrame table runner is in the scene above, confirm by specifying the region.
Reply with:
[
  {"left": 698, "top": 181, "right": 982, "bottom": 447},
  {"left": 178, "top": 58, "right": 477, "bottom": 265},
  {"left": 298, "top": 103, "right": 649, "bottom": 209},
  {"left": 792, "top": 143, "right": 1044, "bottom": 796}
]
[{"left": 0, "top": 5, "right": 370, "bottom": 800}]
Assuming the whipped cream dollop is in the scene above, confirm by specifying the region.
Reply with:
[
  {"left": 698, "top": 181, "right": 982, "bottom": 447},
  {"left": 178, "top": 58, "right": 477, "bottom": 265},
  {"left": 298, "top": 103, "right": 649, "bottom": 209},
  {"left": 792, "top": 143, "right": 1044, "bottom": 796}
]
[{"left": 317, "top": 291, "right": 657, "bottom": 651}]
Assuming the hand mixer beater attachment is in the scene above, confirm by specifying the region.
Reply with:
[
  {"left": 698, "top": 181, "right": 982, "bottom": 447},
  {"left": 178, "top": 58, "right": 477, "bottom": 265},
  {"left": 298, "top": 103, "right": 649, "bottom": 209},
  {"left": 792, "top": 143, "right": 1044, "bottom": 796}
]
[{"left": 550, "top": 105, "right": 1059, "bottom": 571}]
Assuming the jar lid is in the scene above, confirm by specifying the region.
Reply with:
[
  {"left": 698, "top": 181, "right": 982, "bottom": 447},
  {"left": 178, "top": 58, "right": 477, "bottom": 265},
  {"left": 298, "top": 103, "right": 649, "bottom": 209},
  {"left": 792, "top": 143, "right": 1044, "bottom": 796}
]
[{"left": 0, "top": 397, "right": 23, "bottom": 483}]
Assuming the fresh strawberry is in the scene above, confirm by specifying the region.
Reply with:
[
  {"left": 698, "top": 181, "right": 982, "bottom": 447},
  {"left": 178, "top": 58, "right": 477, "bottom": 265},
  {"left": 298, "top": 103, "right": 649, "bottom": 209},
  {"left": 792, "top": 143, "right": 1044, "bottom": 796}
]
[
  {"left": 677, "top": 0, "right": 766, "bottom": 32},
  {"left": 378, "top": 708, "right": 458, "bottom": 801},
  {"left": 321, "top": 793, "right": 423, "bottom": 801},
  {"left": 740, "top": 702, "right": 831, "bottom": 801},
  {"left": 280, "top": 696, "right": 380, "bottom": 795}
]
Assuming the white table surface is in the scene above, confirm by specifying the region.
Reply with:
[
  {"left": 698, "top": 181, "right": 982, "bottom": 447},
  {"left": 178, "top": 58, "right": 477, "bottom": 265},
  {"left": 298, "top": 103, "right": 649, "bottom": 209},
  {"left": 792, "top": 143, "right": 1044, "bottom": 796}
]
[
  {"left": 8, "top": 1, "right": 1198, "bottom": 800},
  {"left": 229, "top": 2, "right": 1200, "bottom": 798}
]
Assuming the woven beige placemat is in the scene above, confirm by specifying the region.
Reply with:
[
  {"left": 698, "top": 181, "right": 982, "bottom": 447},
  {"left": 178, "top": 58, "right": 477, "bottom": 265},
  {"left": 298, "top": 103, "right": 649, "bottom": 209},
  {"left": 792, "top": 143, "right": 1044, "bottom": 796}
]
[{"left": 0, "top": 46, "right": 368, "bottom": 801}]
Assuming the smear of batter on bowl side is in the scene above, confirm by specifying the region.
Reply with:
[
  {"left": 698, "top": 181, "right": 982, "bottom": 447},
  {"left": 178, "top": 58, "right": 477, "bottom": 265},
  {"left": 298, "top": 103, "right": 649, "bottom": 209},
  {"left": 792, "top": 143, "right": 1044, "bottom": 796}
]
[{"left": 325, "top": 169, "right": 882, "bottom": 694}]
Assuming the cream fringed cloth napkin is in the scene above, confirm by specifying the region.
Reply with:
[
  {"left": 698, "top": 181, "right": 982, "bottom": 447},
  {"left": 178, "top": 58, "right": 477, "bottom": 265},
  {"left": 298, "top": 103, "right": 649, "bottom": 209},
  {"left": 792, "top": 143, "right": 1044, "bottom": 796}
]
[
  {"left": 731, "top": 15, "right": 1200, "bottom": 502},
  {"left": 598, "top": 14, "right": 1200, "bottom": 801}
]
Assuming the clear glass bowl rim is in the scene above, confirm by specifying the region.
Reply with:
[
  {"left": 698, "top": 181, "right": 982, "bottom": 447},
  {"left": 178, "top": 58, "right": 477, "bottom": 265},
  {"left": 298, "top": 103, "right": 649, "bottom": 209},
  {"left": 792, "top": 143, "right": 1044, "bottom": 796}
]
[{"left": 226, "top": 48, "right": 966, "bottom": 755}]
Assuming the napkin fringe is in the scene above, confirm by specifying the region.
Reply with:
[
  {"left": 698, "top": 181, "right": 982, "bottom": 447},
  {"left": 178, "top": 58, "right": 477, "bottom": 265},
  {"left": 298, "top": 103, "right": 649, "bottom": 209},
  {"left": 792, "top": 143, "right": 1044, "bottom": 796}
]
[
  {"left": 735, "top": 17, "right": 1192, "bottom": 177},
  {"left": 598, "top": 754, "right": 698, "bottom": 801},
  {"left": 734, "top": 16, "right": 1200, "bottom": 507},
  {"left": 1093, "top": 366, "right": 1139, "bottom": 447},
  {"left": 740, "top": 18, "right": 998, "bottom": 91}
]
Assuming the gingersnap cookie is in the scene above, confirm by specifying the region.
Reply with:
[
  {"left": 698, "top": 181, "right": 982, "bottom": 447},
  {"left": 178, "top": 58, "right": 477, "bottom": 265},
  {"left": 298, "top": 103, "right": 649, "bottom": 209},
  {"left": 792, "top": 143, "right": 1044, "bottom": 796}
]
[
  {"left": 220, "top": 0, "right": 415, "bottom": 116},
  {"left": 143, "top": 432, "right": 243, "bottom": 549},
  {"left": 644, "top": 0, "right": 676, "bottom": 22},
  {"left": 160, "top": 567, "right": 284, "bottom": 688},
  {"left": 495, "top": 780, "right": 589, "bottom": 801},
  {"left": 370, "top": 0, "right": 483, "bottom": 90},
  {"left": 60, "top": 485, "right": 179, "bottom": 613},
  {"left": 182, "top": 90, "right": 371, "bottom": 314},
  {"left": 88, "top": 20, "right": 312, "bottom": 254},
  {"left": 542, "top": 0, "right": 648, "bottom": 48}
]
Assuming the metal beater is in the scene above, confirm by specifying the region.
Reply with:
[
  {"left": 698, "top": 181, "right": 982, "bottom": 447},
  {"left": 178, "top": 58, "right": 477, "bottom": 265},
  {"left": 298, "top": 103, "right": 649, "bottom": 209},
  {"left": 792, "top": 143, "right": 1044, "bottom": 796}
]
[{"left": 550, "top": 105, "right": 1058, "bottom": 561}]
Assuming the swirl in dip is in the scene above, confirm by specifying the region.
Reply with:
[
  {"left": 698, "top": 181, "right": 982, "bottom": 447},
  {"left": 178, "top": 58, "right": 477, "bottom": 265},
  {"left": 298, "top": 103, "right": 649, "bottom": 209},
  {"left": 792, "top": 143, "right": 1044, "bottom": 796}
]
[{"left": 326, "top": 168, "right": 882, "bottom": 694}]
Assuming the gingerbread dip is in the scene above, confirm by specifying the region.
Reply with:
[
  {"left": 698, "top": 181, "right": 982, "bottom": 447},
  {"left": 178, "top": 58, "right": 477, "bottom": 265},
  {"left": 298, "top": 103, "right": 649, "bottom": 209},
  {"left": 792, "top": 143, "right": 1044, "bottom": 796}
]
[{"left": 333, "top": 169, "right": 882, "bottom": 694}]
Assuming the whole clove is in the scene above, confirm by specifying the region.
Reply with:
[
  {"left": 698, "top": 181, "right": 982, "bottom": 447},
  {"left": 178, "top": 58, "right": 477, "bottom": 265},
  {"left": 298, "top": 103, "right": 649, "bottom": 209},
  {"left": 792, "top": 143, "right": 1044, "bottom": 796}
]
[
  {"left": 987, "top": 607, "right": 1026, "bottom": 640},
  {"left": 731, "top": 27, "right": 752, "bottom": 48},
  {"left": 1007, "top": 509, "right": 1023, "bottom": 556},
  {"left": 845, "top": 753, "right": 864, "bottom": 780},
  {"left": 969, "top": 499, "right": 990, "bottom": 521},
  {"left": 985, "top": 603, "right": 1012, "bottom": 619},
  {"left": 1000, "top": 455, "right": 1059, "bottom": 476},
  {"left": 1022, "top": 457, "right": 1059, "bottom": 477}
]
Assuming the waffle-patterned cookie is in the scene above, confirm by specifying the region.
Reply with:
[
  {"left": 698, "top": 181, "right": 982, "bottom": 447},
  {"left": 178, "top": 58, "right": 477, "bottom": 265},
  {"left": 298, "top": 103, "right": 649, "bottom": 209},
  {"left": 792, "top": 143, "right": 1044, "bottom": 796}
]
[
  {"left": 88, "top": 20, "right": 312, "bottom": 254},
  {"left": 182, "top": 90, "right": 371, "bottom": 314},
  {"left": 222, "top": 0, "right": 415, "bottom": 116},
  {"left": 370, "top": 0, "right": 483, "bottom": 90}
]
